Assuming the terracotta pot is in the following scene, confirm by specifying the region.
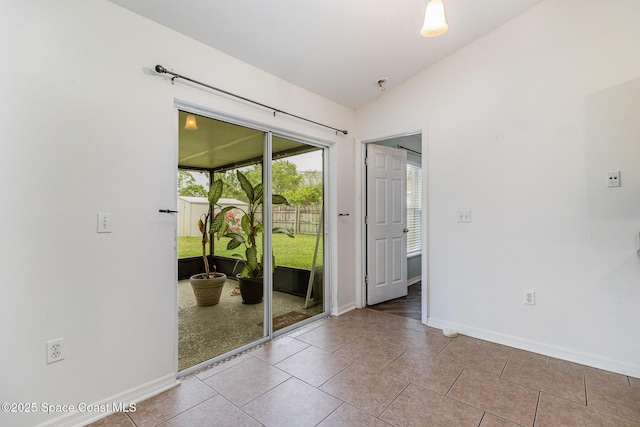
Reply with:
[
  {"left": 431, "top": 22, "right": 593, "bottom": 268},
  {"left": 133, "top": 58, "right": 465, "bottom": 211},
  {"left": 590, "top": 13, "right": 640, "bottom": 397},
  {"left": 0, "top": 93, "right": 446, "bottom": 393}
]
[
  {"left": 189, "top": 273, "right": 226, "bottom": 306},
  {"left": 237, "top": 275, "right": 263, "bottom": 304}
]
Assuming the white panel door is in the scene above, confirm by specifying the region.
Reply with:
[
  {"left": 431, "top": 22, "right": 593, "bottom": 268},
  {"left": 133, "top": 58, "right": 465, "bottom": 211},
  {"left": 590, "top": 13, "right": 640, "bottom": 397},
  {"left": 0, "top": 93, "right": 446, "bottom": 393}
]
[{"left": 366, "top": 144, "right": 407, "bottom": 305}]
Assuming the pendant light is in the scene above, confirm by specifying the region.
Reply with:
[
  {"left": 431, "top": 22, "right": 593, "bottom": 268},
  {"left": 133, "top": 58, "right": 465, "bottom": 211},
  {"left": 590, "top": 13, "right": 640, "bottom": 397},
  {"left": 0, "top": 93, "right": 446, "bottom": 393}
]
[
  {"left": 421, "top": 0, "right": 448, "bottom": 37},
  {"left": 184, "top": 114, "right": 198, "bottom": 130}
]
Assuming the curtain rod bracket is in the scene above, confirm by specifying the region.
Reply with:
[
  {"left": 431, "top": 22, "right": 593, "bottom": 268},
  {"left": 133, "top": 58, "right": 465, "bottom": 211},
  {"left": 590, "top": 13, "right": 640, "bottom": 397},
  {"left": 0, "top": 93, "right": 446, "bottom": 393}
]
[{"left": 154, "top": 64, "right": 348, "bottom": 136}]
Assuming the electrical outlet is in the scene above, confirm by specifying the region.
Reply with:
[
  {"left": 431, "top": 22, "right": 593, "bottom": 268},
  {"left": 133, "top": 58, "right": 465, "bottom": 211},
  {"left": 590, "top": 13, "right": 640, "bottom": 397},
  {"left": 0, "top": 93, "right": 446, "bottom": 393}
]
[
  {"left": 457, "top": 210, "right": 471, "bottom": 223},
  {"left": 46, "top": 338, "right": 64, "bottom": 364},
  {"left": 607, "top": 171, "right": 620, "bottom": 187},
  {"left": 524, "top": 291, "right": 535, "bottom": 306}
]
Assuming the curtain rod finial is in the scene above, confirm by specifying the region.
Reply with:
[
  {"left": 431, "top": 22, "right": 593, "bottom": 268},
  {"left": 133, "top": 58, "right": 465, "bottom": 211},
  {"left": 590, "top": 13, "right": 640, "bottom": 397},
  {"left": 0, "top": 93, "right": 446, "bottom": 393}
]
[{"left": 155, "top": 65, "right": 166, "bottom": 74}]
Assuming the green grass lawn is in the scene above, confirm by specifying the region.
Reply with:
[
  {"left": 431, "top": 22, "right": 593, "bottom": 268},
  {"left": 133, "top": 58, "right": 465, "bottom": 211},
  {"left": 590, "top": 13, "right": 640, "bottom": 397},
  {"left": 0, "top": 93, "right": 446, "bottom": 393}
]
[{"left": 179, "top": 233, "right": 323, "bottom": 270}]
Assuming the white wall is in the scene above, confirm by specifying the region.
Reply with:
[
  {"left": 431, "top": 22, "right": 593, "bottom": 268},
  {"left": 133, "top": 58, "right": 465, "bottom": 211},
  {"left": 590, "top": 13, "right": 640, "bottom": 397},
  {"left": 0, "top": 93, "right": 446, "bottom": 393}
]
[
  {"left": 0, "top": 1, "right": 355, "bottom": 425},
  {"left": 356, "top": 0, "right": 640, "bottom": 376}
]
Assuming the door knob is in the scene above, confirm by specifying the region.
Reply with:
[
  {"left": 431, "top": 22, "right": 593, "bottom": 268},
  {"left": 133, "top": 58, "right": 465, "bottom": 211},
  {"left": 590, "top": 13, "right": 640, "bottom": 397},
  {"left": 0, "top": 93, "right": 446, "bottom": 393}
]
[{"left": 403, "top": 228, "right": 409, "bottom": 233}]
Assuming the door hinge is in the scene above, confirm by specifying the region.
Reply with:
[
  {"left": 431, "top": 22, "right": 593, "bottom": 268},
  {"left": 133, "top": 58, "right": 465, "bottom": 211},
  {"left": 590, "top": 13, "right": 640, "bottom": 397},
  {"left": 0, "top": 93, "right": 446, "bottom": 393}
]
[
  {"left": 364, "top": 216, "right": 368, "bottom": 225},
  {"left": 365, "top": 275, "right": 369, "bottom": 284},
  {"left": 364, "top": 157, "right": 368, "bottom": 165}
]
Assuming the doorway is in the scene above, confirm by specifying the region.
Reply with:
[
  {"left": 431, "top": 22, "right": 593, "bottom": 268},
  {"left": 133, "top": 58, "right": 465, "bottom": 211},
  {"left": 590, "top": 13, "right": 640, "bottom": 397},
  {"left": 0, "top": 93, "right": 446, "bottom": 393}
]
[
  {"left": 176, "top": 110, "right": 328, "bottom": 373},
  {"left": 360, "top": 131, "right": 425, "bottom": 319}
]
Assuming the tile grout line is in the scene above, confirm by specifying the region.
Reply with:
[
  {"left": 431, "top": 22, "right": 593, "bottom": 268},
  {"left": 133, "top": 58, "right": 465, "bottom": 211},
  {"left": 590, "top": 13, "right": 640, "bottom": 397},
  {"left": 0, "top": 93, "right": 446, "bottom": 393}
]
[
  {"left": 256, "top": 336, "right": 311, "bottom": 366},
  {"left": 185, "top": 376, "right": 221, "bottom": 415},
  {"left": 380, "top": 349, "right": 408, "bottom": 372},
  {"left": 477, "top": 411, "right": 487, "bottom": 427},
  {"left": 377, "top": 380, "right": 412, "bottom": 422},
  {"left": 499, "top": 354, "right": 511, "bottom": 379},
  {"left": 315, "top": 359, "right": 355, "bottom": 389},
  {"left": 433, "top": 339, "right": 453, "bottom": 359},
  {"left": 219, "top": 392, "right": 264, "bottom": 427},
  {"left": 445, "top": 367, "right": 466, "bottom": 397},
  {"left": 532, "top": 391, "right": 541, "bottom": 427},
  {"left": 584, "top": 373, "right": 588, "bottom": 407},
  {"left": 151, "top": 395, "right": 220, "bottom": 427},
  {"left": 313, "top": 402, "right": 345, "bottom": 427},
  {"left": 238, "top": 375, "right": 295, "bottom": 409},
  {"left": 125, "top": 412, "right": 138, "bottom": 427}
]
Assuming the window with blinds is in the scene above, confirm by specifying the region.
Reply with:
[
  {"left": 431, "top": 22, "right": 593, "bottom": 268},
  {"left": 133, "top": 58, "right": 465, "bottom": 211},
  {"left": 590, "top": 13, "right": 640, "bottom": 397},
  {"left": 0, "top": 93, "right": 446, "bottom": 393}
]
[{"left": 407, "top": 163, "right": 422, "bottom": 254}]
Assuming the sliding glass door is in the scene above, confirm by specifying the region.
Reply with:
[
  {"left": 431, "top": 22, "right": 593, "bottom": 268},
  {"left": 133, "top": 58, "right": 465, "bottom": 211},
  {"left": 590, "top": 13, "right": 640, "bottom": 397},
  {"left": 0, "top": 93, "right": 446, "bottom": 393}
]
[
  {"left": 270, "top": 136, "right": 325, "bottom": 332},
  {"left": 176, "top": 110, "right": 327, "bottom": 373}
]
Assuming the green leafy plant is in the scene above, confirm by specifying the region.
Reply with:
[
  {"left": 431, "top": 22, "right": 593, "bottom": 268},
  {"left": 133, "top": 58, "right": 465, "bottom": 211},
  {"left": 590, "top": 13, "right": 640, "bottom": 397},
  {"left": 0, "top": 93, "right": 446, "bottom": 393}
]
[
  {"left": 221, "top": 170, "right": 294, "bottom": 278},
  {"left": 196, "top": 178, "right": 232, "bottom": 279}
]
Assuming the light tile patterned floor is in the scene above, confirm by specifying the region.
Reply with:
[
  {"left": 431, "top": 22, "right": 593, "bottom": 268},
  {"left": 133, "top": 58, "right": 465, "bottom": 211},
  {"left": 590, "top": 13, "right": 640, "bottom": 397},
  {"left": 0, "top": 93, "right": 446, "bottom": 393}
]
[{"left": 90, "top": 308, "right": 640, "bottom": 427}]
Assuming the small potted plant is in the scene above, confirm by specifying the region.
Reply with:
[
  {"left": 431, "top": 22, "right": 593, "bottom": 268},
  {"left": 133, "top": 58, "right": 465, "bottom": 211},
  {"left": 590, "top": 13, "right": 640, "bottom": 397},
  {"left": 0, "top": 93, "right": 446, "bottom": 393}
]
[
  {"left": 189, "top": 178, "right": 232, "bottom": 306},
  {"left": 222, "top": 170, "right": 294, "bottom": 304}
]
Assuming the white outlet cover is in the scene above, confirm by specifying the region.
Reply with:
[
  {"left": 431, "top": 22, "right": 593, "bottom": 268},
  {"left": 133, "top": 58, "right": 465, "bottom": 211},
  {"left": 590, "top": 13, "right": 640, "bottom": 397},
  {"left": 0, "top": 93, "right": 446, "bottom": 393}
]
[
  {"left": 524, "top": 291, "right": 535, "bottom": 306},
  {"left": 457, "top": 210, "right": 471, "bottom": 223},
  {"left": 46, "top": 338, "right": 65, "bottom": 364},
  {"left": 607, "top": 171, "right": 620, "bottom": 187}
]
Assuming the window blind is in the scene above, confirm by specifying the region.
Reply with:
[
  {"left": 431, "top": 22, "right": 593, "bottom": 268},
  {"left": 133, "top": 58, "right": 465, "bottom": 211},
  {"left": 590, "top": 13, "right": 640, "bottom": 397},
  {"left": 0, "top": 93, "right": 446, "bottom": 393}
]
[{"left": 407, "top": 164, "right": 422, "bottom": 254}]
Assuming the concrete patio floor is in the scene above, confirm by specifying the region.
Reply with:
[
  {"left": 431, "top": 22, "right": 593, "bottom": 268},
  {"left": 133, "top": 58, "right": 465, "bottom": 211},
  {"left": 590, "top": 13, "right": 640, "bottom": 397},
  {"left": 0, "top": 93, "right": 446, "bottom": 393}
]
[{"left": 178, "top": 278, "right": 324, "bottom": 371}]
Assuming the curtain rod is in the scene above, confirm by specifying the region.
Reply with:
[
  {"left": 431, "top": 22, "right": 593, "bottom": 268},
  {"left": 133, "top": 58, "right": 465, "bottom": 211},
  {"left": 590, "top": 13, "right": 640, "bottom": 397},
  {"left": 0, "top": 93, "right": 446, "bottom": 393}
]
[
  {"left": 154, "top": 65, "right": 348, "bottom": 135},
  {"left": 396, "top": 144, "right": 421, "bottom": 156}
]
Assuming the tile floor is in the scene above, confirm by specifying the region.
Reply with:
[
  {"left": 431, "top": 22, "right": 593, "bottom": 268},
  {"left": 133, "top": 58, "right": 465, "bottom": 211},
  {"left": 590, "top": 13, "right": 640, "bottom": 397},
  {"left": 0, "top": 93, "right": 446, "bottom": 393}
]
[{"left": 90, "top": 308, "right": 640, "bottom": 426}]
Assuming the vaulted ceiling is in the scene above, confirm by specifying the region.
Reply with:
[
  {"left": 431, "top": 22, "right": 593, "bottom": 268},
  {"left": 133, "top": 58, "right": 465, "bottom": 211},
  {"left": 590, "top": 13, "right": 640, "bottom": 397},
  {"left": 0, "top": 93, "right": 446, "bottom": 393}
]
[{"left": 109, "top": 0, "right": 541, "bottom": 109}]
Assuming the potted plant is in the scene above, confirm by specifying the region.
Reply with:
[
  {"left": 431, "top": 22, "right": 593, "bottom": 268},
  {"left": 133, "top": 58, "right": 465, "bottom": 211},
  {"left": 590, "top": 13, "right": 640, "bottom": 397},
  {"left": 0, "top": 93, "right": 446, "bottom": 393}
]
[
  {"left": 222, "top": 170, "right": 294, "bottom": 304},
  {"left": 189, "top": 178, "right": 231, "bottom": 306}
]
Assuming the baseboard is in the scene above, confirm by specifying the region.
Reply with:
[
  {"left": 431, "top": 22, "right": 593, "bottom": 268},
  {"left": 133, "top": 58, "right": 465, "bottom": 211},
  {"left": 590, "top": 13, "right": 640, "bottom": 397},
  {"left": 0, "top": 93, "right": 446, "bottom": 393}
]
[
  {"left": 332, "top": 302, "right": 357, "bottom": 316},
  {"left": 427, "top": 317, "right": 640, "bottom": 378},
  {"left": 39, "top": 374, "right": 178, "bottom": 427},
  {"left": 408, "top": 276, "right": 421, "bottom": 286}
]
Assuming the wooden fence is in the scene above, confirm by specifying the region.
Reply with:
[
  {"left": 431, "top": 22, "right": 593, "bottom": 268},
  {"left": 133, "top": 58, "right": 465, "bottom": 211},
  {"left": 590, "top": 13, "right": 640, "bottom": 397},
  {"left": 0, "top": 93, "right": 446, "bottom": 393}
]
[{"left": 256, "top": 205, "right": 322, "bottom": 235}]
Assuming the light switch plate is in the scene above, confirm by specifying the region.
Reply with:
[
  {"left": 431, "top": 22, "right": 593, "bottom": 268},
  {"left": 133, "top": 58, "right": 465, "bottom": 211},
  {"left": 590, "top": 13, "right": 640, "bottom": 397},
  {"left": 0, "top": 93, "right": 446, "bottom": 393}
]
[{"left": 97, "top": 212, "right": 112, "bottom": 233}]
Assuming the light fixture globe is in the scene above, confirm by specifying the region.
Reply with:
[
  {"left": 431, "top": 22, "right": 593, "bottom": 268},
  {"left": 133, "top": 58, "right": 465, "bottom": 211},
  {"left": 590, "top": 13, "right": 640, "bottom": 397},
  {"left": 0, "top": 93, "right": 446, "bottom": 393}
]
[
  {"left": 184, "top": 114, "right": 198, "bottom": 130},
  {"left": 421, "top": 0, "right": 448, "bottom": 37}
]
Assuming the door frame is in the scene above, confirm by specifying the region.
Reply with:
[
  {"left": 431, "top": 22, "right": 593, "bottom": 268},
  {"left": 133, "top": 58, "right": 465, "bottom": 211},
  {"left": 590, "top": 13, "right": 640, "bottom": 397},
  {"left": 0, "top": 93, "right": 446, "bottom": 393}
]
[{"left": 355, "top": 126, "right": 429, "bottom": 323}]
